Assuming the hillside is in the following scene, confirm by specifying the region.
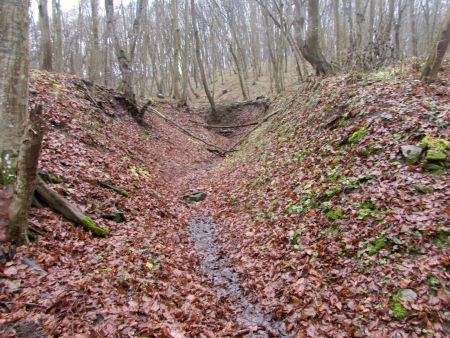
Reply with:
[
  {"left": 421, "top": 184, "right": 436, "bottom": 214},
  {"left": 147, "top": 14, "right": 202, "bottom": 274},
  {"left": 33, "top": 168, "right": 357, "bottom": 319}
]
[
  {"left": 1, "top": 62, "right": 449, "bottom": 337},
  {"left": 203, "top": 63, "right": 450, "bottom": 336}
]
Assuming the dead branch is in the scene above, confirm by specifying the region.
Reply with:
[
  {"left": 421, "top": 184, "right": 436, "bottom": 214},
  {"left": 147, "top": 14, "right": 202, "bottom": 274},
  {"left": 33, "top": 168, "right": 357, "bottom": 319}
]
[
  {"left": 228, "top": 109, "right": 281, "bottom": 152},
  {"left": 145, "top": 105, "right": 229, "bottom": 153}
]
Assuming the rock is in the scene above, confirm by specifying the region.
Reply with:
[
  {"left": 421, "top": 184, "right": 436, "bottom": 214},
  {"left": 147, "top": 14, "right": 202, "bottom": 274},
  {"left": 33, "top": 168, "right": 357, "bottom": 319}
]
[
  {"left": 398, "top": 289, "right": 417, "bottom": 302},
  {"left": 183, "top": 192, "right": 207, "bottom": 202},
  {"left": 400, "top": 145, "right": 423, "bottom": 164},
  {"left": 157, "top": 93, "right": 165, "bottom": 99},
  {"left": 412, "top": 184, "right": 434, "bottom": 194},
  {"left": 390, "top": 289, "right": 417, "bottom": 320}
]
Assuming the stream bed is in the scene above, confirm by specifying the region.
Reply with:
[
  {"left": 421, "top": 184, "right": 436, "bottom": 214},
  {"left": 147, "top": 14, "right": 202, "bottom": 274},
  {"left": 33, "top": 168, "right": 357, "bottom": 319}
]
[{"left": 188, "top": 216, "right": 288, "bottom": 337}]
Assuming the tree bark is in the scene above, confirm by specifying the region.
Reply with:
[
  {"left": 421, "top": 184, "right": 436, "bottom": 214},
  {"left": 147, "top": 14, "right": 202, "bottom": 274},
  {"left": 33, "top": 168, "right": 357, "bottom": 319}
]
[
  {"left": 333, "top": 0, "right": 341, "bottom": 64},
  {"left": 8, "top": 106, "right": 44, "bottom": 245},
  {"left": 0, "top": 0, "right": 31, "bottom": 245},
  {"left": 422, "top": 8, "right": 450, "bottom": 82},
  {"left": 171, "top": 0, "right": 181, "bottom": 100},
  {"left": 52, "top": 0, "right": 63, "bottom": 72},
  {"left": 180, "top": 0, "right": 190, "bottom": 106},
  {"left": 89, "top": 0, "right": 100, "bottom": 82},
  {"left": 409, "top": 0, "right": 418, "bottom": 57},
  {"left": 294, "top": 0, "right": 331, "bottom": 75},
  {"left": 38, "top": 0, "right": 52, "bottom": 71}
]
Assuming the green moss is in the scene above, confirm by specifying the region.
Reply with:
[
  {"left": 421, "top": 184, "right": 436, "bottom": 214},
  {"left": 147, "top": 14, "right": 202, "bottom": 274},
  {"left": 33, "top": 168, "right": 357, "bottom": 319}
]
[
  {"left": 426, "top": 149, "right": 447, "bottom": 161},
  {"left": 49, "top": 175, "right": 64, "bottom": 184},
  {"left": 389, "top": 292, "right": 409, "bottom": 320},
  {"left": 324, "top": 186, "right": 342, "bottom": 198},
  {"left": 348, "top": 127, "right": 368, "bottom": 144},
  {"left": 327, "top": 208, "right": 343, "bottom": 221},
  {"left": 367, "top": 236, "right": 387, "bottom": 255},
  {"left": 431, "top": 228, "right": 449, "bottom": 248},
  {"left": 81, "top": 216, "right": 109, "bottom": 237},
  {"left": 419, "top": 136, "right": 450, "bottom": 152}
]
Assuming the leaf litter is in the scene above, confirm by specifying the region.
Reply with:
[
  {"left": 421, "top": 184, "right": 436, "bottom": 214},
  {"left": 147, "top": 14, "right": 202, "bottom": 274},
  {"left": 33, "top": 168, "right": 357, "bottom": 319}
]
[{"left": 1, "top": 62, "right": 449, "bottom": 337}]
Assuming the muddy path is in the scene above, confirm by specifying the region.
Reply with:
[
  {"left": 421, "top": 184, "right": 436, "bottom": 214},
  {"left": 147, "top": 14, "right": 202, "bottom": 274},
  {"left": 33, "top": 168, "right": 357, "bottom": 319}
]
[{"left": 188, "top": 215, "right": 288, "bottom": 337}]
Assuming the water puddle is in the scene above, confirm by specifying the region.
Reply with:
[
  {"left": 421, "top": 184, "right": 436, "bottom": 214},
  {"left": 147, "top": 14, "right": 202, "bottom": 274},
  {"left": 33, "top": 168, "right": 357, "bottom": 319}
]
[{"left": 188, "top": 216, "right": 288, "bottom": 337}]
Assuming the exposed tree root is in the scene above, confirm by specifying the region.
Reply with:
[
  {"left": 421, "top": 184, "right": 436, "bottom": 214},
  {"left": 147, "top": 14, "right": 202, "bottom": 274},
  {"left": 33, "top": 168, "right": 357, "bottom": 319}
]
[{"left": 35, "top": 176, "right": 109, "bottom": 237}]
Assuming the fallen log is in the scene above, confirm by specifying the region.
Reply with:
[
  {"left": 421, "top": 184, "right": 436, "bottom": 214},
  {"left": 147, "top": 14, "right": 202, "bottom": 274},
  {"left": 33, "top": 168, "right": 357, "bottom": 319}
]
[{"left": 35, "top": 176, "right": 109, "bottom": 237}]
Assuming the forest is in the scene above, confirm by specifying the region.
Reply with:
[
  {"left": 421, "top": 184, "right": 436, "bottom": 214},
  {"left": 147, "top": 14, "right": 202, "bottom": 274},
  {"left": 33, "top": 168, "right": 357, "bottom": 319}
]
[{"left": 0, "top": 0, "right": 449, "bottom": 337}]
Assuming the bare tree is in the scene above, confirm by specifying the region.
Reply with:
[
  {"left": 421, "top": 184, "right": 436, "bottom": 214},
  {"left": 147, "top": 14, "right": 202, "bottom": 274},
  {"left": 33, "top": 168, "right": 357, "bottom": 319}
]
[
  {"left": 1, "top": 1, "right": 44, "bottom": 246},
  {"left": 89, "top": 0, "right": 100, "bottom": 82},
  {"left": 422, "top": 7, "right": 450, "bottom": 82},
  {"left": 171, "top": 0, "right": 181, "bottom": 100},
  {"left": 294, "top": 0, "right": 331, "bottom": 74},
  {"left": 191, "top": 0, "right": 217, "bottom": 119},
  {"left": 38, "top": 0, "right": 52, "bottom": 71},
  {"left": 52, "top": 0, "right": 63, "bottom": 72},
  {"left": 105, "top": 0, "right": 147, "bottom": 123},
  {"left": 180, "top": 0, "right": 190, "bottom": 106}
]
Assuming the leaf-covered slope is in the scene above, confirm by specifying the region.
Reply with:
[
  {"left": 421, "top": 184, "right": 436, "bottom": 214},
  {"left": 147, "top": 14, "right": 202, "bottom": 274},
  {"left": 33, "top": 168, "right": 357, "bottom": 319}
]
[
  {"left": 1, "top": 70, "right": 237, "bottom": 336},
  {"left": 205, "top": 65, "right": 450, "bottom": 336}
]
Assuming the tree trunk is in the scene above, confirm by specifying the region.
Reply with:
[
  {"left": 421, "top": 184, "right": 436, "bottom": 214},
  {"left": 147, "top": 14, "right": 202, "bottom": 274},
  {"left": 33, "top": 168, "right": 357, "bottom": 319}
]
[
  {"left": 394, "top": 0, "right": 405, "bottom": 60},
  {"left": 422, "top": 8, "right": 450, "bottom": 82},
  {"left": 105, "top": 0, "right": 147, "bottom": 123},
  {"left": 180, "top": 0, "right": 190, "bottom": 106},
  {"left": 191, "top": 0, "right": 217, "bottom": 119},
  {"left": 52, "top": 0, "right": 63, "bottom": 72},
  {"left": 334, "top": 0, "right": 341, "bottom": 64},
  {"left": 89, "top": 0, "right": 100, "bottom": 82},
  {"left": 171, "top": 0, "right": 181, "bottom": 100},
  {"left": 0, "top": 0, "right": 31, "bottom": 245},
  {"left": 294, "top": 0, "right": 331, "bottom": 75},
  {"left": 409, "top": 0, "right": 418, "bottom": 57},
  {"left": 8, "top": 106, "right": 44, "bottom": 245},
  {"left": 38, "top": 0, "right": 52, "bottom": 71}
]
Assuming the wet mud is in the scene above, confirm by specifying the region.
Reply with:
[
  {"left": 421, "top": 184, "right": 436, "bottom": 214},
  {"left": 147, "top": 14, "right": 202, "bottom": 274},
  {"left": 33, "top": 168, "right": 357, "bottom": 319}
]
[{"left": 188, "top": 216, "right": 288, "bottom": 337}]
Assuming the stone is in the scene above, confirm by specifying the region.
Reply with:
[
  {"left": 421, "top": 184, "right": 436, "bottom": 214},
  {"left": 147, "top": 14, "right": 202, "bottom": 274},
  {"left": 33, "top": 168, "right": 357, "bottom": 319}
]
[
  {"left": 398, "top": 288, "right": 418, "bottom": 302},
  {"left": 400, "top": 145, "right": 423, "bottom": 164},
  {"left": 412, "top": 184, "right": 434, "bottom": 194},
  {"left": 183, "top": 192, "right": 207, "bottom": 202}
]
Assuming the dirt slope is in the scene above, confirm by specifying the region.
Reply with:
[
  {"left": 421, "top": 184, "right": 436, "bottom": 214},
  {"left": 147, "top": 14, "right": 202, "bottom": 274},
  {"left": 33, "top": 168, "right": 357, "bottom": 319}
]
[{"left": 0, "top": 70, "right": 250, "bottom": 336}]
